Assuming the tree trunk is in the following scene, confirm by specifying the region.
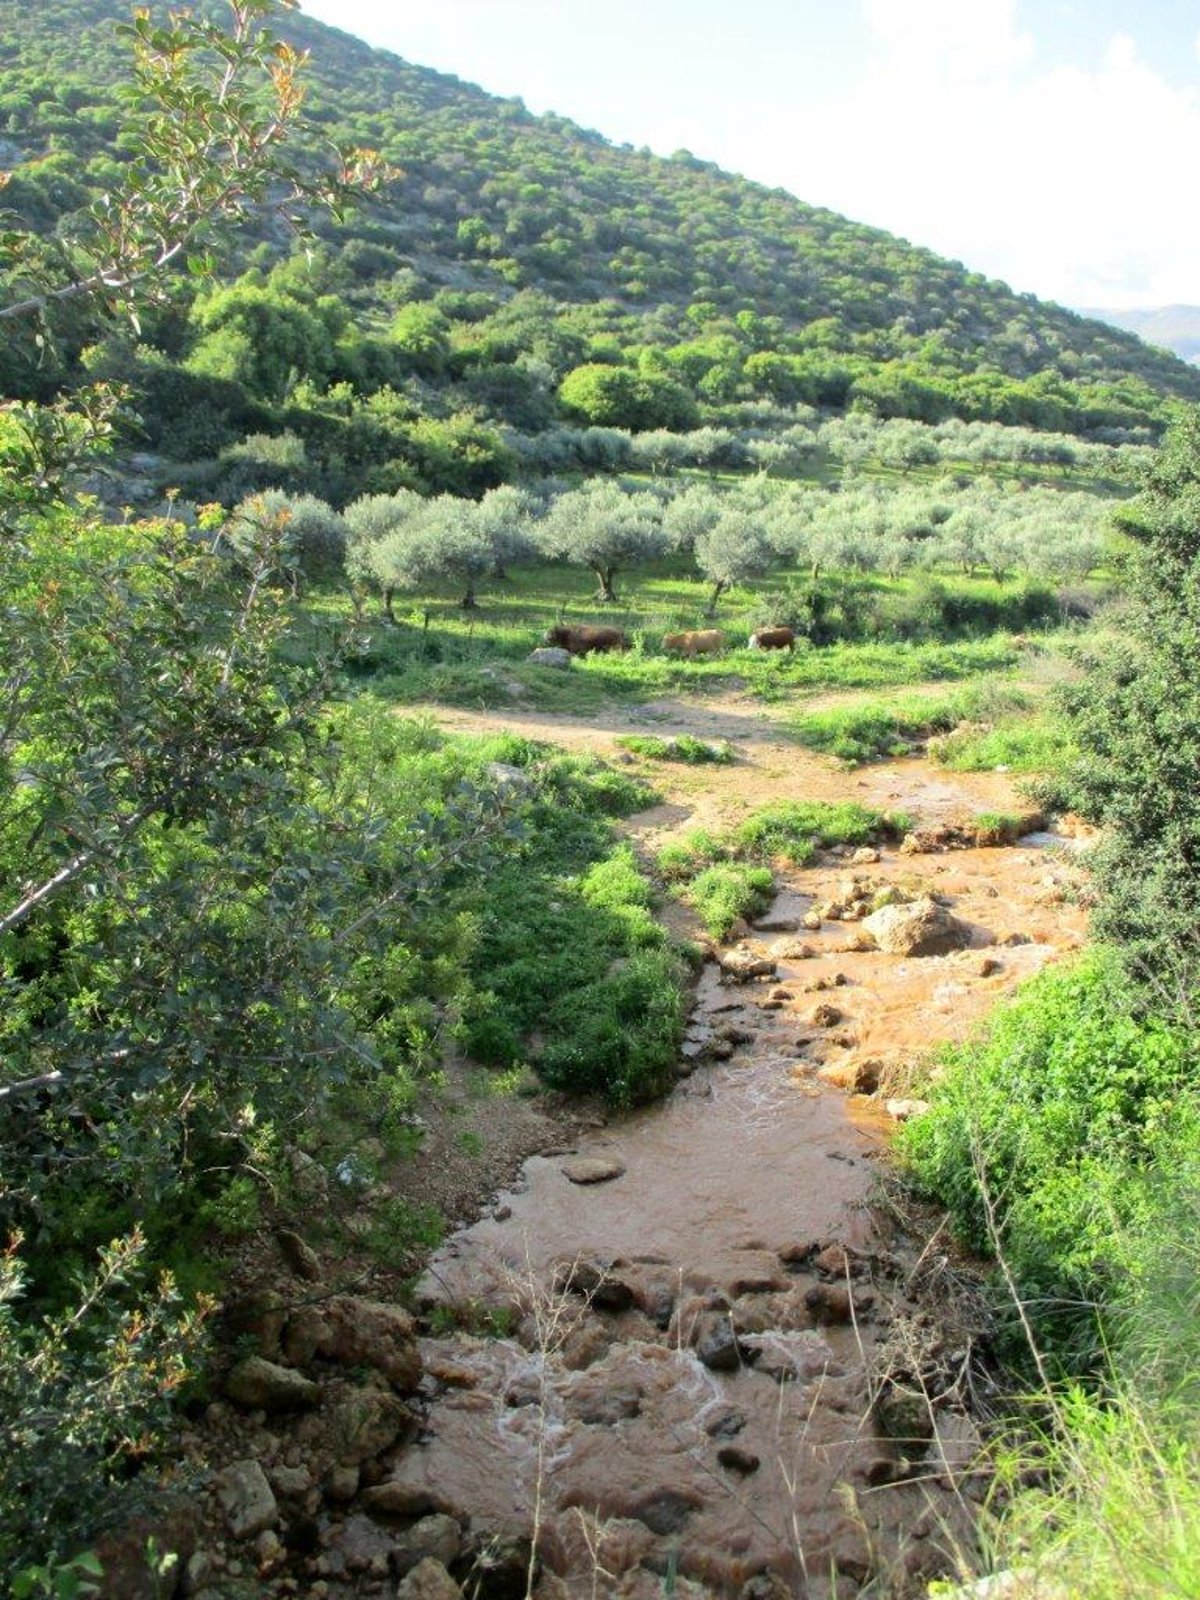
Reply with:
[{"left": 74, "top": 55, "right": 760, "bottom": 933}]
[
  {"left": 706, "top": 579, "right": 727, "bottom": 619},
  {"left": 460, "top": 580, "right": 478, "bottom": 609},
  {"left": 592, "top": 566, "right": 619, "bottom": 604},
  {"left": 383, "top": 585, "right": 396, "bottom": 623}
]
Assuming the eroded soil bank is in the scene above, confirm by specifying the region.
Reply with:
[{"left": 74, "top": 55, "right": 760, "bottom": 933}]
[{"left": 162, "top": 695, "right": 1088, "bottom": 1600}]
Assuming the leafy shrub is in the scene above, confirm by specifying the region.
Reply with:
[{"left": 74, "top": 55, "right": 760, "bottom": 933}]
[
  {"left": 899, "top": 955, "right": 1197, "bottom": 1371},
  {"left": 0, "top": 1233, "right": 209, "bottom": 1582}
]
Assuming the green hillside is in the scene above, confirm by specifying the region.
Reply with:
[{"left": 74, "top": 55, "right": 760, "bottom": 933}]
[{"left": 3, "top": 0, "right": 1200, "bottom": 494}]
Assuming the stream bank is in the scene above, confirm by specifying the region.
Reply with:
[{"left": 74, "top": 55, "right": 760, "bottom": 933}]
[{"left": 149, "top": 707, "right": 1087, "bottom": 1600}]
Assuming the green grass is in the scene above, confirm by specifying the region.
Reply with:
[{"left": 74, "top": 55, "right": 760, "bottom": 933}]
[
  {"left": 930, "top": 712, "right": 1075, "bottom": 773},
  {"left": 734, "top": 799, "right": 898, "bottom": 862},
  {"left": 614, "top": 733, "right": 735, "bottom": 764},
  {"left": 790, "top": 683, "right": 1033, "bottom": 765},
  {"left": 656, "top": 828, "right": 729, "bottom": 882},
  {"left": 684, "top": 863, "right": 776, "bottom": 939},
  {"left": 970, "top": 810, "right": 1034, "bottom": 845},
  {"left": 450, "top": 757, "right": 688, "bottom": 1107}
]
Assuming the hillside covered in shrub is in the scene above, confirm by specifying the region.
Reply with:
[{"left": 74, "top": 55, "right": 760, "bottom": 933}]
[{"left": 3, "top": 0, "right": 1200, "bottom": 502}]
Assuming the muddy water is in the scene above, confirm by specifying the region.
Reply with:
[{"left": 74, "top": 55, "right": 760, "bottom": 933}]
[{"left": 388, "top": 755, "right": 1087, "bottom": 1599}]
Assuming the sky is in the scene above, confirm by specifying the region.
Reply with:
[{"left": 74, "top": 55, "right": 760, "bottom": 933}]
[{"left": 299, "top": 0, "right": 1200, "bottom": 311}]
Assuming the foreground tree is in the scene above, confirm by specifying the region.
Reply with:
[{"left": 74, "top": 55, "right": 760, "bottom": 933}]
[{"left": 1049, "top": 410, "right": 1200, "bottom": 1016}]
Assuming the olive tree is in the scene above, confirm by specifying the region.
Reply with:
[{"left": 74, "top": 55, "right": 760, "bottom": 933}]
[{"left": 535, "top": 479, "right": 670, "bottom": 603}]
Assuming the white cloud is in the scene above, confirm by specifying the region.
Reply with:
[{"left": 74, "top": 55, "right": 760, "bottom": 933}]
[{"left": 744, "top": 2, "right": 1200, "bottom": 308}]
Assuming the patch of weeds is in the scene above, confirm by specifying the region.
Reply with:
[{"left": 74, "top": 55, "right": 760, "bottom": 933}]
[
  {"left": 735, "top": 799, "right": 890, "bottom": 863},
  {"left": 657, "top": 828, "right": 729, "bottom": 882},
  {"left": 456, "top": 1130, "right": 485, "bottom": 1158},
  {"left": 538, "top": 946, "right": 688, "bottom": 1106},
  {"left": 684, "top": 864, "right": 775, "bottom": 939},
  {"left": 363, "top": 1196, "right": 444, "bottom": 1267},
  {"left": 427, "top": 1299, "right": 518, "bottom": 1338},
  {"left": 455, "top": 757, "right": 685, "bottom": 1105},
  {"left": 791, "top": 684, "right": 1033, "bottom": 766},
  {"left": 615, "top": 733, "right": 734, "bottom": 764},
  {"left": 930, "top": 714, "right": 1073, "bottom": 774},
  {"left": 971, "top": 810, "right": 1032, "bottom": 846}
]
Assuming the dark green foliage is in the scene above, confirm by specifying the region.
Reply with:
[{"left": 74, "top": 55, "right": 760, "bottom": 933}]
[
  {"left": 899, "top": 957, "right": 1197, "bottom": 1371},
  {"left": 1045, "top": 412, "right": 1200, "bottom": 1011},
  {"left": 3, "top": 0, "right": 1200, "bottom": 468}
]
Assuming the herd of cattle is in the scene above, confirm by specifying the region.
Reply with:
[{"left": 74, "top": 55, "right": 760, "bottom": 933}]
[{"left": 543, "top": 624, "right": 796, "bottom": 657}]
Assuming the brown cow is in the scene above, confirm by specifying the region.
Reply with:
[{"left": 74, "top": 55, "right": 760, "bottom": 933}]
[
  {"left": 748, "top": 626, "right": 796, "bottom": 652},
  {"left": 544, "top": 624, "right": 630, "bottom": 656},
  {"left": 663, "top": 628, "right": 726, "bottom": 657}
]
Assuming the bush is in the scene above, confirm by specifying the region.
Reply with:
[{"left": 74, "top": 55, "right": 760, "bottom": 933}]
[
  {"left": 684, "top": 863, "right": 775, "bottom": 939},
  {"left": 899, "top": 955, "right": 1197, "bottom": 1371}
]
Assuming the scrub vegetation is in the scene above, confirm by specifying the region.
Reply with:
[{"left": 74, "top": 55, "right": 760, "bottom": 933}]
[{"left": 2, "top": 0, "right": 1198, "bottom": 1591}]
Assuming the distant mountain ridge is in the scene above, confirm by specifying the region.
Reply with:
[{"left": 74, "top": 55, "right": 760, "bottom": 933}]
[{"left": 1079, "top": 306, "right": 1200, "bottom": 365}]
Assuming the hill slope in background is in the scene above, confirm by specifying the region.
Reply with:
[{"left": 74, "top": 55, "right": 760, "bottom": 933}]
[
  {"left": 2, "top": 0, "right": 1198, "bottom": 494},
  {"left": 1080, "top": 306, "right": 1200, "bottom": 366}
]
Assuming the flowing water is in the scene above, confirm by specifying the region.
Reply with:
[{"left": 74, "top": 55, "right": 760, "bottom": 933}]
[{"left": 382, "top": 776, "right": 1087, "bottom": 1599}]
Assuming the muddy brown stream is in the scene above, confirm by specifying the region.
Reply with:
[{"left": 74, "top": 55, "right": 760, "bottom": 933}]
[{"left": 384, "top": 713, "right": 1087, "bottom": 1598}]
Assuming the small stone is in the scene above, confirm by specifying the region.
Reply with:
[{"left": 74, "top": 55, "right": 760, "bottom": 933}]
[
  {"left": 359, "top": 1481, "right": 446, "bottom": 1520},
  {"left": 560, "top": 1155, "right": 626, "bottom": 1185},
  {"left": 976, "top": 954, "right": 1004, "bottom": 977},
  {"left": 809, "top": 1002, "right": 843, "bottom": 1027},
  {"left": 553, "top": 1257, "right": 635, "bottom": 1311},
  {"left": 694, "top": 1313, "right": 749, "bottom": 1372},
  {"left": 281, "top": 1305, "right": 332, "bottom": 1368},
  {"left": 324, "top": 1298, "right": 423, "bottom": 1391},
  {"left": 801, "top": 909, "right": 823, "bottom": 930},
  {"left": 885, "top": 1097, "right": 930, "bottom": 1122},
  {"left": 718, "top": 946, "right": 777, "bottom": 983},
  {"left": 817, "top": 1058, "right": 881, "bottom": 1094},
  {"left": 850, "top": 846, "right": 880, "bottom": 865},
  {"left": 392, "top": 1517, "right": 464, "bottom": 1579},
  {"left": 225, "top": 1357, "right": 319, "bottom": 1414},
  {"left": 527, "top": 647, "right": 572, "bottom": 670},
  {"left": 276, "top": 1229, "right": 322, "bottom": 1281},
  {"left": 216, "top": 1459, "right": 278, "bottom": 1539},
  {"left": 863, "top": 897, "right": 974, "bottom": 956},
  {"left": 255, "top": 1529, "right": 285, "bottom": 1571},
  {"left": 268, "top": 1464, "right": 312, "bottom": 1499},
  {"left": 329, "top": 1388, "right": 416, "bottom": 1465},
  {"left": 325, "top": 1464, "right": 360, "bottom": 1504},
  {"left": 492, "top": 1203, "right": 512, "bottom": 1221},
  {"left": 717, "top": 1445, "right": 760, "bottom": 1474}
]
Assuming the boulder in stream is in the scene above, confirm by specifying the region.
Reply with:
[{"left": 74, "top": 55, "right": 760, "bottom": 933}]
[
  {"left": 560, "top": 1155, "right": 626, "bottom": 1185},
  {"left": 861, "top": 897, "right": 975, "bottom": 956}
]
